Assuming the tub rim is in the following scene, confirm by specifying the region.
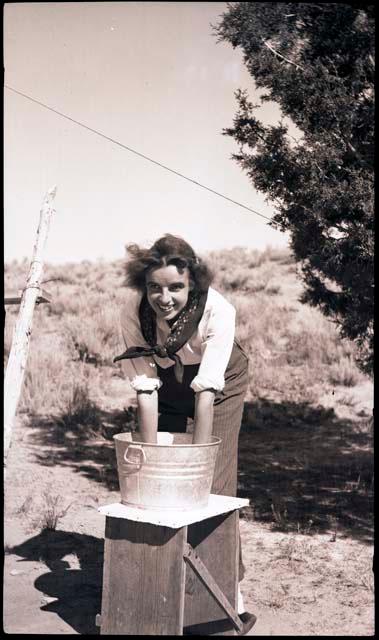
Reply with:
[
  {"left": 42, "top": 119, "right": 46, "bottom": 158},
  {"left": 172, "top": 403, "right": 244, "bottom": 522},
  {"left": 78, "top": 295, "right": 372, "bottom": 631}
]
[{"left": 113, "top": 432, "right": 222, "bottom": 448}]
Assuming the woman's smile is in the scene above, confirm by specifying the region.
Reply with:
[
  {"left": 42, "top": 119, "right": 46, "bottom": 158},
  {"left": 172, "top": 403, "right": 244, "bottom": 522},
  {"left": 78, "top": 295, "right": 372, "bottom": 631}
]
[{"left": 156, "top": 302, "right": 175, "bottom": 314}]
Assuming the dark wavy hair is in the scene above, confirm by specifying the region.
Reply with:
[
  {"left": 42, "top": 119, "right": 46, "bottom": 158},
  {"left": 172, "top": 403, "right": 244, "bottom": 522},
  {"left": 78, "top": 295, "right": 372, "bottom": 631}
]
[{"left": 124, "top": 234, "right": 213, "bottom": 293}]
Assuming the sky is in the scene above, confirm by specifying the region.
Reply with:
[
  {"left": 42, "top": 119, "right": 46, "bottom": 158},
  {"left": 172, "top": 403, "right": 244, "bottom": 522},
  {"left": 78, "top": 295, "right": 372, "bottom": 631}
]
[{"left": 4, "top": 1, "right": 292, "bottom": 264}]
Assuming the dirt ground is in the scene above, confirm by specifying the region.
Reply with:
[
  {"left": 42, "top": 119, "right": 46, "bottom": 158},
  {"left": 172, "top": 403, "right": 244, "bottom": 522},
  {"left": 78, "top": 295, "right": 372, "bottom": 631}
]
[{"left": 3, "top": 376, "right": 374, "bottom": 635}]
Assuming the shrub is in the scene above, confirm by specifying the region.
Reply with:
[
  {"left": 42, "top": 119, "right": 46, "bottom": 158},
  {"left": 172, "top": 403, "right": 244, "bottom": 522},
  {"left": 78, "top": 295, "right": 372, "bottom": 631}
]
[
  {"left": 328, "top": 357, "right": 363, "bottom": 387},
  {"left": 63, "top": 305, "right": 121, "bottom": 366},
  {"left": 220, "top": 269, "right": 250, "bottom": 292},
  {"left": 261, "top": 246, "right": 294, "bottom": 265},
  {"left": 59, "top": 383, "right": 103, "bottom": 432},
  {"left": 38, "top": 491, "right": 72, "bottom": 531},
  {"left": 265, "top": 285, "right": 281, "bottom": 296}
]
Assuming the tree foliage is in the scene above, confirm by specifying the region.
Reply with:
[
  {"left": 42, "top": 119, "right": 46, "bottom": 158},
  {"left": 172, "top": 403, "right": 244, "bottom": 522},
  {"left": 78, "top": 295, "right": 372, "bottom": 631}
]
[{"left": 215, "top": 2, "right": 374, "bottom": 374}]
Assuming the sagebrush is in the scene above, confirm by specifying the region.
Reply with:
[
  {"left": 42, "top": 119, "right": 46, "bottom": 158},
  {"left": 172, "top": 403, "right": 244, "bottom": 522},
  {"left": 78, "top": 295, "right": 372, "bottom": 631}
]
[{"left": 4, "top": 248, "right": 367, "bottom": 417}]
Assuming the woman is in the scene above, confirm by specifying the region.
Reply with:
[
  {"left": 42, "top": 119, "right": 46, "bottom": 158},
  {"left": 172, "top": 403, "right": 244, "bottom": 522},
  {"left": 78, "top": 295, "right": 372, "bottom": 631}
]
[{"left": 114, "top": 234, "right": 256, "bottom": 634}]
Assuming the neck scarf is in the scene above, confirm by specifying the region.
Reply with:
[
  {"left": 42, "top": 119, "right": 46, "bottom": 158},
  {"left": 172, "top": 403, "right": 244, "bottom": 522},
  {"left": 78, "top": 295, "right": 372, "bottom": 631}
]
[{"left": 114, "top": 289, "right": 208, "bottom": 383}]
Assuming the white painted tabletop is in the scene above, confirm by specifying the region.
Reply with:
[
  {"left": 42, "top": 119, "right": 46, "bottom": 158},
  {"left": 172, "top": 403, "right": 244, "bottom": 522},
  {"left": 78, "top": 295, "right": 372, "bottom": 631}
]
[{"left": 98, "top": 494, "right": 250, "bottom": 529}]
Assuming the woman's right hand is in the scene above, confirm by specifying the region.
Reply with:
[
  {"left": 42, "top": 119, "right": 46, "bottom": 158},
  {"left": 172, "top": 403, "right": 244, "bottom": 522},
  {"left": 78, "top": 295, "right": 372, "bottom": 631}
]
[{"left": 136, "top": 389, "right": 159, "bottom": 443}]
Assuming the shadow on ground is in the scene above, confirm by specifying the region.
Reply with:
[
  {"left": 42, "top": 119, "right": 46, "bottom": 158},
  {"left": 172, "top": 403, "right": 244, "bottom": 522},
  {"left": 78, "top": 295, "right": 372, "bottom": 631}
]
[
  {"left": 27, "top": 406, "right": 136, "bottom": 491},
  {"left": 27, "top": 398, "right": 374, "bottom": 543},
  {"left": 7, "top": 530, "right": 103, "bottom": 634},
  {"left": 239, "top": 399, "right": 373, "bottom": 544}
]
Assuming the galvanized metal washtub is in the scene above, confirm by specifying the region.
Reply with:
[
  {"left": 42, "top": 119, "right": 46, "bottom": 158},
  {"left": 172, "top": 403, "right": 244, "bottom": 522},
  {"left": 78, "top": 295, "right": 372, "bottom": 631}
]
[{"left": 113, "top": 432, "right": 221, "bottom": 511}]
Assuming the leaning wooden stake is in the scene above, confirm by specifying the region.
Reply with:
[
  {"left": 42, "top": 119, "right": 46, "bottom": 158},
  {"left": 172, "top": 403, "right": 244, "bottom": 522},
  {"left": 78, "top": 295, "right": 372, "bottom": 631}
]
[{"left": 4, "top": 186, "right": 57, "bottom": 471}]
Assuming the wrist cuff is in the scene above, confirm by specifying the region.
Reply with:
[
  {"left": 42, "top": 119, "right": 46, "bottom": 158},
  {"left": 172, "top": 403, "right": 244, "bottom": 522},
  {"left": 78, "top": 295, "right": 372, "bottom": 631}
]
[{"left": 130, "top": 374, "right": 162, "bottom": 392}]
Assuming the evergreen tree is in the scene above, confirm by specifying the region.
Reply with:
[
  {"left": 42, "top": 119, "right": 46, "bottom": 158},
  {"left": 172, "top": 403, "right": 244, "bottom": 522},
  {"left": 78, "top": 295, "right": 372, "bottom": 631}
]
[{"left": 215, "top": 2, "right": 374, "bottom": 374}]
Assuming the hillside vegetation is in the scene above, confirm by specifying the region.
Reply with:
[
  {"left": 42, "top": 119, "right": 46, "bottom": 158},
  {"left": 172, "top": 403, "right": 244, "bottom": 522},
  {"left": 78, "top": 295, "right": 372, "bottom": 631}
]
[{"left": 4, "top": 246, "right": 369, "bottom": 416}]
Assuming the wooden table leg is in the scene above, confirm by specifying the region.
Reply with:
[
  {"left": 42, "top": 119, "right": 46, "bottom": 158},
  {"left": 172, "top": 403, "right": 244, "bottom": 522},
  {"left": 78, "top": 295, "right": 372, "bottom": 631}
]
[
  {"left": 184, "top": 510, "right": 239, "bottom": 636},
  {"left": 99, "top": 517, "right": 187, "bottom": 635}
]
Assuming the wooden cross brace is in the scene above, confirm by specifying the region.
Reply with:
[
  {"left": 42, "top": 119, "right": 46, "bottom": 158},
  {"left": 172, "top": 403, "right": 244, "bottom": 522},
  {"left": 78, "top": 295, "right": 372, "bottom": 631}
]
[{"left": 183, "top": 542, "right": 244, "bottom": 633}]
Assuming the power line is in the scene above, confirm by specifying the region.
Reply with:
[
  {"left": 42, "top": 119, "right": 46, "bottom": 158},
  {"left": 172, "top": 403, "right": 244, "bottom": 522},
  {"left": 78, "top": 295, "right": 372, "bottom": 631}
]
[{"left": 5, "top": 84, "right": 272, "bottom": 223}]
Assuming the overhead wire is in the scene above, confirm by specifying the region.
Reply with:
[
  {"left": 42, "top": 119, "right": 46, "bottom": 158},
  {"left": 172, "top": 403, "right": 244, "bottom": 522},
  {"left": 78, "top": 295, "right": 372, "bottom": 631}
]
[{"left": 5, "top": 84, "right": 273, "bottom": 223}]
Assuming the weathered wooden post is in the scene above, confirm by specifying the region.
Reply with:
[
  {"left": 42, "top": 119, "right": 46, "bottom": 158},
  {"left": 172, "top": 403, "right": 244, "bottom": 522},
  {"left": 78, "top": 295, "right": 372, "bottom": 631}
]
[{"left": 3, "top": 185, "right": 57, "bottom": 472}]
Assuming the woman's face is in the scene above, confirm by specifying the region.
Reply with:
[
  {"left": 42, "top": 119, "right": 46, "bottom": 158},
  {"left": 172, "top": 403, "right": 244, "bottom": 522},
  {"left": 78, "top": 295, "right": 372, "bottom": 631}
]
[{"left": 146, "top": 264, "right": 193, "bottom": 321}]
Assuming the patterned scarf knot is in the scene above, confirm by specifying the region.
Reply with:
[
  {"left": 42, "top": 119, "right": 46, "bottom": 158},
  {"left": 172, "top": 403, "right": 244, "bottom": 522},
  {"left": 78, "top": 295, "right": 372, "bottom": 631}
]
[
  {"left": 154, "top": 345, "right": 168, "bottom": 359},
  {"left": 114, "top": 290, "right": 208, "bottom": 383}
]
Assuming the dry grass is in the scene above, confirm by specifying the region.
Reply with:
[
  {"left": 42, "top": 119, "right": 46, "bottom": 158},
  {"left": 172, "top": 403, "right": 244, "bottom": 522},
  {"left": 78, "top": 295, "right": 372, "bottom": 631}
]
[
  {"left": 4, "top": 247, "right": 369, "bottom": 416},
  {"left": 37, "top": 491, "right": 73, "bottom": 531}
]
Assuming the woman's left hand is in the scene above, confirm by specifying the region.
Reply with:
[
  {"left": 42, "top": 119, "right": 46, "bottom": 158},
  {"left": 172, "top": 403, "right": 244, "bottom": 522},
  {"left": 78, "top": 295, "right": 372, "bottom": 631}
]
[{"left": 192, "top": 389, "right": 215, "bottom": 444}]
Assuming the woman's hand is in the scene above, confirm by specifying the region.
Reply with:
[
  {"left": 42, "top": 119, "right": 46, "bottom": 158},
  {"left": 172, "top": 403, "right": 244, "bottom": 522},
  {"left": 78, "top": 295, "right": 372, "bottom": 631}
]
[
  {"left": 136, "top": 389, "right": 158, "bottom": 443},
  {"left": 192, "top": 389, "right": 215, "bottom": 444}
]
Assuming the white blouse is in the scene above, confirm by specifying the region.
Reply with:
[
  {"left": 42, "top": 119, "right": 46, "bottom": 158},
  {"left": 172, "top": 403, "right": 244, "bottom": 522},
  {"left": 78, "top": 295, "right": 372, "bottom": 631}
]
[{"left": 119, "top": 287, "right": 236, "bottom": 393}]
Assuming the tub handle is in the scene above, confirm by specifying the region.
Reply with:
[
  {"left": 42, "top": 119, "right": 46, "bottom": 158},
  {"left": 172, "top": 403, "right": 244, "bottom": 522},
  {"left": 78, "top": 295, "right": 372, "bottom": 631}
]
[{"left": 123, "top": 444, "right": 147, "bottom": 465}]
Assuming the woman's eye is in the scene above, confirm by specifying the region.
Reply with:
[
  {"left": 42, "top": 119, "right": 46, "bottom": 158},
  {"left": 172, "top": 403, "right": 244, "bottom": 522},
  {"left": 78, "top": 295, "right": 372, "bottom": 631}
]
[{"left": 170, "top": 285, "right": 184, "bottom": 291}]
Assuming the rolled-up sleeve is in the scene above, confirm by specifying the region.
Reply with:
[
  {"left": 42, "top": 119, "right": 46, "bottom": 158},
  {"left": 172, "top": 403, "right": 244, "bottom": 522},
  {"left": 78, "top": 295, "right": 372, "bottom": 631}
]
[
  {"left": 190, "top": 302, "right": 235, "bottom": 393},
  {"left": 119, "top": 296, "right": 162, "bottom": 391}
]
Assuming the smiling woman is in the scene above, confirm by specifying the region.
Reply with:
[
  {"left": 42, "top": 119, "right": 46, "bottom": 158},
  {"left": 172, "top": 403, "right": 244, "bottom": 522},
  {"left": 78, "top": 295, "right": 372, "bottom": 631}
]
[{"left": 113, "top": 233, "right": 256, "bottom": 629}]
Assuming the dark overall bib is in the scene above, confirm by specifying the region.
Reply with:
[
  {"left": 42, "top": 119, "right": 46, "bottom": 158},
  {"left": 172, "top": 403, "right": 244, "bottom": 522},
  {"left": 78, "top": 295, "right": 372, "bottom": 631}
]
[{"left": 157, "top": 339, "right": 249, "bottom": 579}]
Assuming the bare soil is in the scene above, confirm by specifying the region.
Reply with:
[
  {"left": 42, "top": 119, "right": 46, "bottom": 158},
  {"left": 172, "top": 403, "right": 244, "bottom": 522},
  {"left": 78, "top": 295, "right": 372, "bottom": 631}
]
[{"left": 3, "top": 374, "right": 374, "bottom": 635}]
